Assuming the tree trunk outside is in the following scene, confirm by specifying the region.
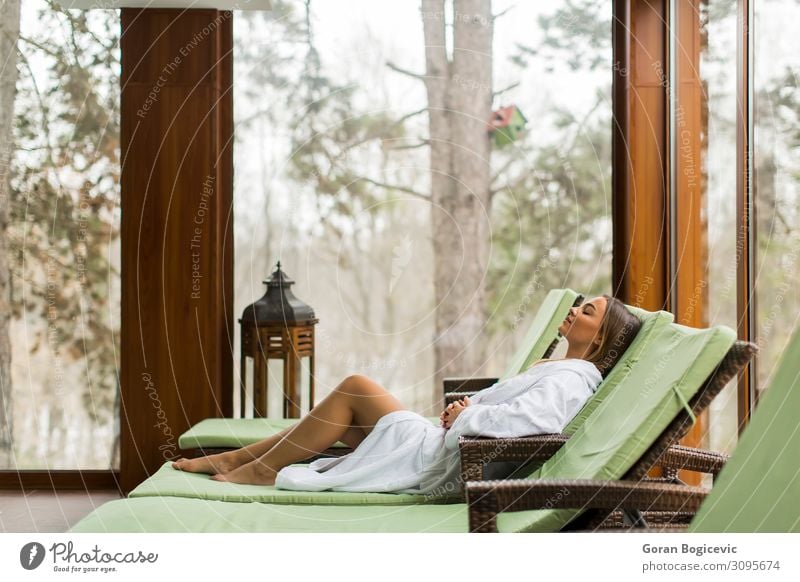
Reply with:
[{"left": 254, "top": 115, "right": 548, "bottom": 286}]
[
  {"left": 0, "top": 0, "right": 21, "bottom": 467},
  {"left": 422, "top": 0, "right": 493, "bottom": 396}
]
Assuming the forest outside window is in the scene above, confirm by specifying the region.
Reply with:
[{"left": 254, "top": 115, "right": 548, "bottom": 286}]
[
  {"left": 231, "top": 1, "right": 612, "bottom": 418},
  {"left": 2, "top": 3, "right": 120, "bottom": 471}
]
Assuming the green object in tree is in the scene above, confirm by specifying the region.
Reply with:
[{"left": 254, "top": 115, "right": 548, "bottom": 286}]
[{"left": 491, "top": 105, "right": 527, "bottom": 147}]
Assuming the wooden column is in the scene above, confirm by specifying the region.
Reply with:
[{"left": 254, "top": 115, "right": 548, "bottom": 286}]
[
  {"left": 613, "top": 0, "right": 706, "bottom": 484},
  {"left": 612, "top": 0, "right": 669, "bottom": 310},
  {"left": 671, "top": 0, "right": 707, "bottom": 330},
  {"left": 670, "top": 0, "right": 708, "bottom": 482},
  {"left": 735, "top": 0, "right": 757, "bottom": 430},
  {"left": 119, "top": 9, "right": 234, "bottom": 492}
]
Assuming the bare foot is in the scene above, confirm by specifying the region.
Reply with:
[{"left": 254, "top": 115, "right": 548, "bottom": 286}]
[
  {"left": 172, "top": 451, "right": 242, "bottom": 475},
  {"left": 210, "top": 459, "right": 278, "bottom": 485}
]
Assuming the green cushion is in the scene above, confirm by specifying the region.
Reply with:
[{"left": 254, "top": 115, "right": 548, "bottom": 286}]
[
  {"left": 564, "top": 307, "right": 674, "bottom": 435},
  {"left": 690, "top": 325, "right": 800, "bottom": 533},
  {"left": 178, "top": 416, "right": 439, "bottom": 450},
  {"left": 178, "top": 418, "right": 346, "bottom": 450},
  {"left": 70, "top": 496, "right": 469, "bottom": 533},
  {"left": 129, "top": 461, "right": 459, "bottom": 505},
  {"left": 497, "top": 322, "right": 737, "bottom": 533},
  {"left": 71, "top": 323, "right": 736, "bottom": 533},
  {"left": 501, "top": 288, "right": 580, "bottom": 380}
]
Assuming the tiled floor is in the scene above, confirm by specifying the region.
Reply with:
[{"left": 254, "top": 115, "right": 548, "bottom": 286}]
[{"left": 0, "top": 490, "right": 121, "bottom": 532}]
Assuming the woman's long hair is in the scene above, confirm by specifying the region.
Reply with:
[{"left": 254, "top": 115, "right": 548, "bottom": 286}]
[{"left": 585, "top": 294, "right": 642, "bottom": 378}]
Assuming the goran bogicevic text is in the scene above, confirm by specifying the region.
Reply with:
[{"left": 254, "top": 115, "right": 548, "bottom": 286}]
[{"left": 642, "top": 543, "right": 738, "bottom": 557}]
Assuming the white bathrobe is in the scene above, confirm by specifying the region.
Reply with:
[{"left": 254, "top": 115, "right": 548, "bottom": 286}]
[{"left": 274, "top": 358, "right": 602, "bottom": 496}]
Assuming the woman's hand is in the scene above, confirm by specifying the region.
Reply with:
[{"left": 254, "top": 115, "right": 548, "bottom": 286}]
[
  {"left": 440, "top": 396, "right": 471, "bottom": 429},
  {"left": 439, "top": 400, "right": 460, "bottom": 426}
]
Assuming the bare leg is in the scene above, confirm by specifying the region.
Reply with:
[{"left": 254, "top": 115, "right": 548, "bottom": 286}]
[
  {"left": 172, "top": 424, "right": 296, "bottom": 475},
  {"left": 173, "top": 377, "right": 386, "bottom": 475},
  {"left": 212, "top": 375, "right": 405, "bottom": 485}
]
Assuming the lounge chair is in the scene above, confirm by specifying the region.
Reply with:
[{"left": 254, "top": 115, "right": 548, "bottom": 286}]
[
  {"left": 121, "top": 303, "right": 670, "bottom": 506},
  {"left": 69, "top": 322, "right": 755, "bottom": 532},
  {"left": 178, "top": 288, "right": 583, "bottom": 457},
  {"left": 490, "top": 322, "right": 798, "bottom": 533}
]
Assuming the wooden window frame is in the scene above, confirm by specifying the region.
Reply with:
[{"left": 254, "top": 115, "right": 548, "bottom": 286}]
[
  {"left": 735, "top": 0, "right": 757, "bottom": 431},
  {"left": 0, "top": 471, "right": 121, "bottom": 491},
  {"left": 613, "top": 0, "right": 758, "bottom": 454}
]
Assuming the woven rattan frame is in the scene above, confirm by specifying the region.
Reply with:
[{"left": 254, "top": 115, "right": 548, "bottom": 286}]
[{"left": 464, "top": 340, "right": 758, "bottom": 532}]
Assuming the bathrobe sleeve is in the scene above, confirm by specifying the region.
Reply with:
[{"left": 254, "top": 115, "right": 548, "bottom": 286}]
[{"left": 443, "top": 369, "right": 593, "bottom": 450}]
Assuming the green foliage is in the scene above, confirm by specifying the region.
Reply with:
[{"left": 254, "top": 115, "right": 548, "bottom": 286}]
[
  {"left": 513, "top": 0, "right": 610, "bottom": 73},
  {"left": 487, "top": 114, "right": 612, "bottom": 334}
]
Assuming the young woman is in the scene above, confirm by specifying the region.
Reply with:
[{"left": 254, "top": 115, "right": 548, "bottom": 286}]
[{"left": 173, "top": 294, "right": 641, "bottom": 494}]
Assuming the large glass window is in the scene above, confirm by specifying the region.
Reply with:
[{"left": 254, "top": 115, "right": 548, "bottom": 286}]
[
  {"left": 3, "top": 2, "right": 120, "bottom": 470},
  {"left": 232, "top": 1, "right": 612, "bottom": 417},
  {"left": 694, "top": 0, "right": 739, "bottom": 454},
  {"left": 687, "top": 0, "right": 799, "bottom": 453},
  {"left": 753, "top": 0, "right": 800, "bottom": 399}
]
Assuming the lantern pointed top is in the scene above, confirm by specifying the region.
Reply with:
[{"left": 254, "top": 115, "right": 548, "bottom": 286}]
[
  {"left": 264, "top": 260, "right": 294, "bottom": 287},
  {"left": 240, "top": 261, "right": 317, "bottom": 326}
]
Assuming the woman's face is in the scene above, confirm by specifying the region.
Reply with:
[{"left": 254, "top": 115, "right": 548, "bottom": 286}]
[{"left": 558, "top": 296, "right": 608, "bottom": 350}]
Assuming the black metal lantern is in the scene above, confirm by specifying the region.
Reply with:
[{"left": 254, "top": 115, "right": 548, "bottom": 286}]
[{"left": 239, "top": 261, "right": 318, "bottom": 418}]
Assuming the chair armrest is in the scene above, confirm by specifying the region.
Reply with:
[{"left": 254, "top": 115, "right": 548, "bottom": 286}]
[
  {"left": 465, "top": 479, "right": 709, "bottom": 533},
  {"left": 442, "top": 376, "right": 499, "bottom": 396},
  {"left": 458, "top": 435, "right": 728, "bottom": 484},
  {"left": 458, "top": 434, "right": 568, "bottom": 482},
  {"left": 658, "top": 445, "right": 729, "bottom": 478}
]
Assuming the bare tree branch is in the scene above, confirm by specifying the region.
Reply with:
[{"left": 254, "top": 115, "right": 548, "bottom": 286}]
[
  {"left": 18, "top": 35, "right": 61, "bottom": 58},
  {"left": 490, "top": 180, "right": 520, "bottom": 197},
  {"left": 54, "top": 3, "right": 118, "bottom": 58},
  {"left": 493, "top": 81, "right": 520, "bottom": 98},
  {"left": 386, "top": 61, "right": 429, "bottom": 82},
  {"left": 490, "top": 153, "right": 522, "bottom": 186},
  {"left": 492, "top": 6, "right": 514, "bottom": 21},
  {"left": 490, "top": 158, "right": 533, "bottom": 197},
  {"left": 563, "top": 94, "right": 605, "bottom": 153},
  {"left": 384, "top": 140, "right": 430, "bottom": 151},
  {"left": 15, "top": 51, "right": 55, "bottom": 170},
  {"left": 395, "top": 107, "right": 429, "bottom": 126},
  {"left": 358, "top": 176, "right": 430, "bottom": 200}
]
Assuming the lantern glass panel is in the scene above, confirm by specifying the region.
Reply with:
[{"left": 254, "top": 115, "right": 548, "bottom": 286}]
[
  {"left": 299, "top": 362, "right": 311, "bottom": 416},
  {"left": 266, "top": 358, "right": 284, "bottom": 418},
  {"left": 241, "top": 356, "right": 253, "bottom": 419}
]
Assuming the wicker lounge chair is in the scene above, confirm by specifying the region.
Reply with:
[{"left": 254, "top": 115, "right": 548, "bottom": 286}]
[{"left": 478, "top": 323, "right": 798, "bottom": 533}]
